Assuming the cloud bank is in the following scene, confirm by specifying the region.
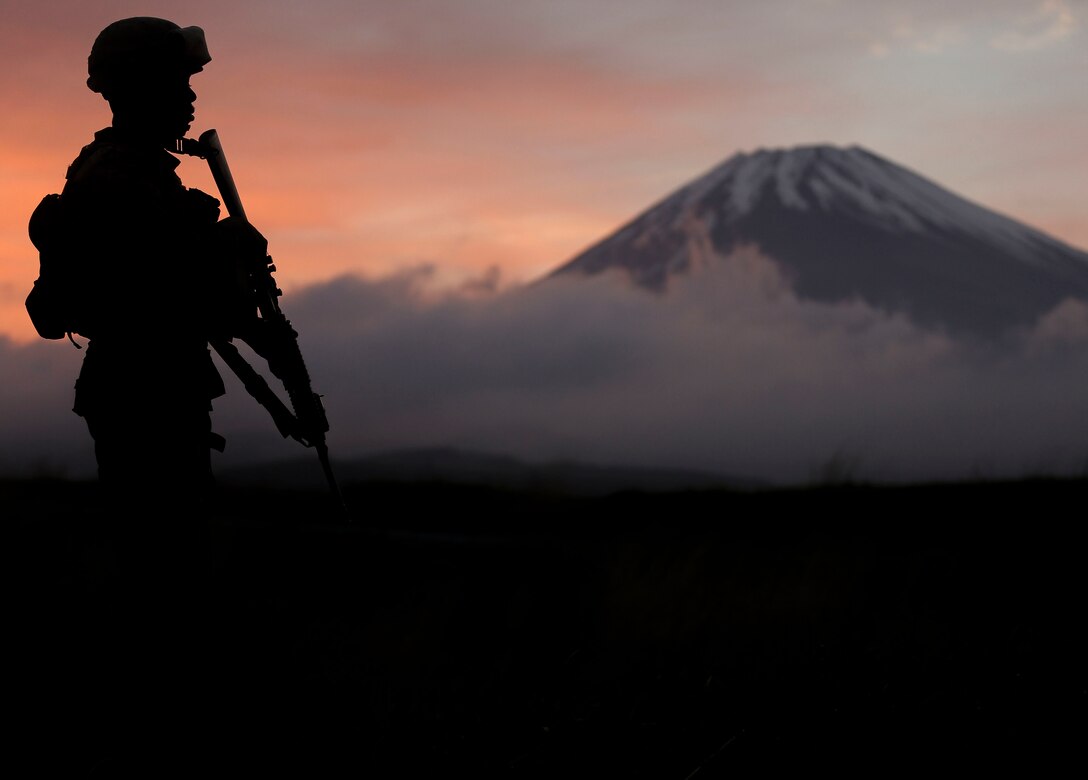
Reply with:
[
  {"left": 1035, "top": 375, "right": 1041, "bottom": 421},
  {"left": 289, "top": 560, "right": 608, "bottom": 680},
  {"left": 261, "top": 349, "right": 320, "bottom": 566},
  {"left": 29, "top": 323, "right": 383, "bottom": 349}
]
[{"left": 8, "top": 248, "right": 1088, "bottom": 487}]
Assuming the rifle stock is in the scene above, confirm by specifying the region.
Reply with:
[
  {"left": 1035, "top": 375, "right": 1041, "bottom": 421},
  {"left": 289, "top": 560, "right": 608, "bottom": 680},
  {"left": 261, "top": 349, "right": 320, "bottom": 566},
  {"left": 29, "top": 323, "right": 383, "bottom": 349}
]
[{"left": 176, "top": 130, "right": 347, "bottom": 514}]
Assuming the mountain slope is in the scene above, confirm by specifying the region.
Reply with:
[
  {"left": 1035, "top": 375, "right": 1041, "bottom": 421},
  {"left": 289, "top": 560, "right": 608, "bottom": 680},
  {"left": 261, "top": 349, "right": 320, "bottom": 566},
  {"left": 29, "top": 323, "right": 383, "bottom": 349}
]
[{"left": 549, "top": 145, "right": 1088, "bottom": 336}]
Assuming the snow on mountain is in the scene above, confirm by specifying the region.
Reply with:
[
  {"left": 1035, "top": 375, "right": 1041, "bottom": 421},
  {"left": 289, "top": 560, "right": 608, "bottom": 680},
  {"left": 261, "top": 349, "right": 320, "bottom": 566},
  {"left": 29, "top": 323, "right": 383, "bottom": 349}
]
[{"left": 549, "top": 145, "right": 1088, "bottom": 337}]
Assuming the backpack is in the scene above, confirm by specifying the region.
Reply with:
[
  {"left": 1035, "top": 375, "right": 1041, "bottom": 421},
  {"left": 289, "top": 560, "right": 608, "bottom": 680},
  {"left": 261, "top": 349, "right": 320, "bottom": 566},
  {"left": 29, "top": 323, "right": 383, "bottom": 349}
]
[{"left": 26, "top": 192, "right": 83, "bottom": 346}]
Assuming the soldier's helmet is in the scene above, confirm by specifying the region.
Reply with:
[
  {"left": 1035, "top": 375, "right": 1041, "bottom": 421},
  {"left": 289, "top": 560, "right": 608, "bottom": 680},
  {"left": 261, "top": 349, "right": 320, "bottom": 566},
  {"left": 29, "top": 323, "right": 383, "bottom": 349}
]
[{"left": 87, "top": 17, "right": 211, "bottom": 95}]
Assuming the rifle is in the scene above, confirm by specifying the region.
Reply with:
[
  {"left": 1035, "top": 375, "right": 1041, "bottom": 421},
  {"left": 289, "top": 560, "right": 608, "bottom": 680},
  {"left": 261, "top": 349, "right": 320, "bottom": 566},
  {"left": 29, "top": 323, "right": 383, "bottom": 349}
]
[{"left": 175, "top": 129, "right": 347, "bottom": 515}]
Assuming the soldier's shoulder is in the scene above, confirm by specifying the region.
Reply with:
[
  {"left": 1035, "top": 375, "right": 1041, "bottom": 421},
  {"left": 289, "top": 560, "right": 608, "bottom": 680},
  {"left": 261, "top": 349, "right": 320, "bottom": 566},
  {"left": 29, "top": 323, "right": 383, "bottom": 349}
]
[
  {"left": 63, "top": 130, "right": 182, "bottom": 202},
  {"left": 65, "top": 134, "right": 138, "bottom": 189}
]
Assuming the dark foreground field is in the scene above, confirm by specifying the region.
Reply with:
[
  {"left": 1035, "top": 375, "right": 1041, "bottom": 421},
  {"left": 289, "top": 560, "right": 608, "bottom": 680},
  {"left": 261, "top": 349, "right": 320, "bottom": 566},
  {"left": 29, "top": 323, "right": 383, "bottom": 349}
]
[{"left": 7, "top": 476, "right": 1088, "bottom": 776}]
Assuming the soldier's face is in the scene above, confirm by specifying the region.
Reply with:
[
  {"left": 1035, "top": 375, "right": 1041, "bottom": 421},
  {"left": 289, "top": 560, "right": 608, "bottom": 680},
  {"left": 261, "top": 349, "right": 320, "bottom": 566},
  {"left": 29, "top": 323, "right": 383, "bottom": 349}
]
[
  {"left": 109, "top": 67, "right": 197, "bottom": 142},
  {"left": 150, "top": 70, "right": 197, "bottom": 139}
]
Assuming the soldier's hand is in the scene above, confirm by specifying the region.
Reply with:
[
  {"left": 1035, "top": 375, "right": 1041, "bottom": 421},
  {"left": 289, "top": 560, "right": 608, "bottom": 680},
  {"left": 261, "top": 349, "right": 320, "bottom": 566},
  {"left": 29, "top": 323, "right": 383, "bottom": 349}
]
[
  {"left": 215, "top": 216, "right": 268, "bottom": 259},
  {"left": 183, "top": 187, "right": 222, "bottom": 223}
]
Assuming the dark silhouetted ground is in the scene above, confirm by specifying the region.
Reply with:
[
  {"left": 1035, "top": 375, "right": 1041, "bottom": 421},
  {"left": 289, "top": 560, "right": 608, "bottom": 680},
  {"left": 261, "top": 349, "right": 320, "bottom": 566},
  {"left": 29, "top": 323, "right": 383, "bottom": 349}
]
[{"left": 7, "top": 476, "right": 1087, "bottom": 775}]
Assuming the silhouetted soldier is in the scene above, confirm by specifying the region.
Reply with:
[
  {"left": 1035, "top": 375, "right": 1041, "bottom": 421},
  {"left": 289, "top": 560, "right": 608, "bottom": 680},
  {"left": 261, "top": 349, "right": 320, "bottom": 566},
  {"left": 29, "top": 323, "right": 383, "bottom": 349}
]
[
  {"left": 31, "top": 17, "right": 267, "bottom": 767},
  {"left": 67, "top": 19, "right": 259, "bottom": 510},
  {"left": 35, "top": 18, "right": 268, "bottom": 545}
]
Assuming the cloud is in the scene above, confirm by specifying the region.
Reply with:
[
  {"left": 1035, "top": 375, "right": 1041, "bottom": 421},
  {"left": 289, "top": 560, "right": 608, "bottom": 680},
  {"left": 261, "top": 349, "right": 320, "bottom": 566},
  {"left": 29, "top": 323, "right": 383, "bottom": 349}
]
[
  {"left": 0, "top": 335, "right": 93, "bottom": 478},
  {"left": 12, "top": 248, "right": 1088, "bottom": 487},
  {"left": 991, "top": 0, "right": 1079, "bottom": 51},
  {"left": 223, "top": 253, "right": 1088, "bottom": 485},
  {"left": 860, "top": 1, "right": 1081, "bottom": 57}
]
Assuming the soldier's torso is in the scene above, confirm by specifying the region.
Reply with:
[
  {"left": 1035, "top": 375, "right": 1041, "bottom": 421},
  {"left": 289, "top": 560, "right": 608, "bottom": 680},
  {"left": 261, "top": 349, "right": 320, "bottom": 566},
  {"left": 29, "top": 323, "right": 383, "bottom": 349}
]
[{"left": 63, "top": 127, "right": 226, "bottom": 416}]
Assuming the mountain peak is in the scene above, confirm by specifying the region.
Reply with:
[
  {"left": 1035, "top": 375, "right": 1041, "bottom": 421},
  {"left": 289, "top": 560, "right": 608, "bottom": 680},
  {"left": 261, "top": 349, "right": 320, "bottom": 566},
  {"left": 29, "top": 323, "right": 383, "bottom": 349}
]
[
  {"left": 679, "top": 143, "right": 965, "bottom": 233},
  {"left": 549, "top": 144, "right": 1088, "bottom": 336}
]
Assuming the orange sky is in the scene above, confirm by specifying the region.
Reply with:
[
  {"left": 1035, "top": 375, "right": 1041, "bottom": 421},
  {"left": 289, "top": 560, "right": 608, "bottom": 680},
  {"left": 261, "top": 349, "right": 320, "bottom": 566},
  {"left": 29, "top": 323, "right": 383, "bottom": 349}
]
[{"left": 2, "top": 0, "right": 1086, "bottom": 343}]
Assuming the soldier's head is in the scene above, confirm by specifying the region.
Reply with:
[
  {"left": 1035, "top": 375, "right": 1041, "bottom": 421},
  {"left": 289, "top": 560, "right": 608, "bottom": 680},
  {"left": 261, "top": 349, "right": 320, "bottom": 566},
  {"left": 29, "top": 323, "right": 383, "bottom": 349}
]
[{"left": 87, "top": 17, "right": 211, "bottom": 144}]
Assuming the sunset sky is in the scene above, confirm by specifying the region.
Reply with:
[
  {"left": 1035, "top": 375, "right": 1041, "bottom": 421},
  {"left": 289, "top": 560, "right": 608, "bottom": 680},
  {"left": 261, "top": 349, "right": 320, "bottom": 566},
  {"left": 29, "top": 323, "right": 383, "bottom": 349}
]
[
  {"left": 2, "top": 1, "right": 1087, "bottom": 484},
  {"left": 2, "top": 0, "right": 1086, "bottom": 343}
]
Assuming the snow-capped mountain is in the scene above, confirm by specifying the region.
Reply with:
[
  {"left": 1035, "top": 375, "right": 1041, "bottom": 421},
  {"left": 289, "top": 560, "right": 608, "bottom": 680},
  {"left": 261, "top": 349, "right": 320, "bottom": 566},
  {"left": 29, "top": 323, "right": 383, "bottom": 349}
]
[{"left": 549, "top": 145, "right": 1088, "bottom": 336}]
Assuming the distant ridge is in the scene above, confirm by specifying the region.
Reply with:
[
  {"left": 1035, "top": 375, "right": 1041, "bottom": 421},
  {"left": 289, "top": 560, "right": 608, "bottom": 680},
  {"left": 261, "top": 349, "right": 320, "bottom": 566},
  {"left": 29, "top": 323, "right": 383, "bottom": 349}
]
[
  {"left": 549, "top": 145, "right": 1088, "bottom": 336},
  {"left": 219, "top": 447, "right": 760, "bottom": 497}
]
